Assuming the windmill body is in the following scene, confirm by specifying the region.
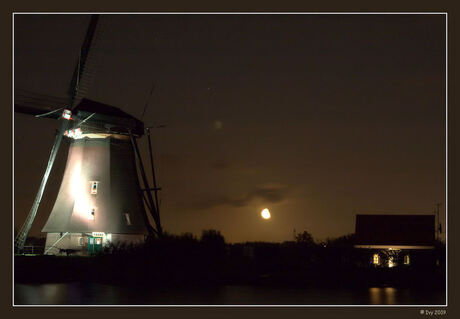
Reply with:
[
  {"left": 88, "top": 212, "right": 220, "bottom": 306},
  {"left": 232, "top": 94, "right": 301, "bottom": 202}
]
[
  {"left": 15, "top": 15, "right": 162, "bottom": 254},
  {"left": 41, "top": 99, "right": 152, "bottom": 255}
]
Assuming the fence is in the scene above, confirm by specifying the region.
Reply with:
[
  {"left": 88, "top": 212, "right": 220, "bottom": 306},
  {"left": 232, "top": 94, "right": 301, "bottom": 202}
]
[{"left": 21, "top": 246, "right": 45, "bottom": 255}]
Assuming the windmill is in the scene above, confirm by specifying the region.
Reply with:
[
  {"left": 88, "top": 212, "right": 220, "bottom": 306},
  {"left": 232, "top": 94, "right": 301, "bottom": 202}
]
[{"left": 14, "top": 15, "right": 162, "bottom": 255}]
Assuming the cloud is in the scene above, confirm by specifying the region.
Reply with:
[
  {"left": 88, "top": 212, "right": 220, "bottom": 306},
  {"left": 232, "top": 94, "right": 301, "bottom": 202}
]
[{"left": 190, "top": 183, "right": 289, "bottom": 210}]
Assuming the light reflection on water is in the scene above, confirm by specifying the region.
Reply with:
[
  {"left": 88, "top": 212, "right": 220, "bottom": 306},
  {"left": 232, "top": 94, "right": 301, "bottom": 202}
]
[
  {"left": 369, "top": 287, "right": 397, "bottom": 305},
  {"left": 14, "top": 283, "right": 445, "bottom": 305}
]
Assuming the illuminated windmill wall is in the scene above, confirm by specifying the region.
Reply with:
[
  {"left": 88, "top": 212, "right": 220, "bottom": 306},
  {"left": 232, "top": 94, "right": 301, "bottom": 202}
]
[{"left": 41, "top": 99, "right": 157, "bottom": 255}]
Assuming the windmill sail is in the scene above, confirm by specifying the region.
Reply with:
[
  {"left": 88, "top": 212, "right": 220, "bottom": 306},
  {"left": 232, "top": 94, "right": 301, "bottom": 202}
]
[
  {"left": 15, "top": 15, "right": 103, "bottom": 252},
  {"left": 68, "top": 14, "right": 103, "bottom": 109},
  {"left": 14, "top": 89, "right": 67, "bottom": 116}
]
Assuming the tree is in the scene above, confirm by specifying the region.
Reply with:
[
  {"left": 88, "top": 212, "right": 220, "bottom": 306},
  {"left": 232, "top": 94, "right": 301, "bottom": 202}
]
[
  {"left": 326, "top": 233, "right": 355, "bottom": 247},
  {"left": 179, "top": 232, "right": 198, "bottom": 242},
  {"left": 295, "top": 230, "right": 315, "bottom": 246},
  {"left": 200, "top": 229, "right": 226, "bottom": 260},
  {"left": 201, "top": 229, "right": 225, "bottom": 246}
]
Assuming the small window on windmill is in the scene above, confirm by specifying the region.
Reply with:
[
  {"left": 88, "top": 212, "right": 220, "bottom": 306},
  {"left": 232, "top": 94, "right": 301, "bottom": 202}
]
[
  {"left": 124, "top": 213, "right": 132, "bottom": 226},
  {"left": 90, "top": 181, "right": 99, "bottom": 195},
  {"left": 78, "top": 237, "right": 85, "bottom": 246},
  {"left": 89, "top": 208, "right": 96, "bottom": 220}
]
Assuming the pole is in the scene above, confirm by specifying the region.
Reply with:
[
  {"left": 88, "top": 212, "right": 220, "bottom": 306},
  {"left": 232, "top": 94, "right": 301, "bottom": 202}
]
[
  {"left": 436, "top": 202, "right": 442, "bottom": 241},
  {"left": 146, "top": 128, "right": 161, "bottom": 225},
  {"left": 129, "top": 133, "right": 163, "bottom": 236}
]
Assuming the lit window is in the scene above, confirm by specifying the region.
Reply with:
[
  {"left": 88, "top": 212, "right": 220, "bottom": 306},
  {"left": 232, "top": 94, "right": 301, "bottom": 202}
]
[
  {"left": 64, "top": 128, "right": 83, "bottom": 139},
  {"left": 373, "top": 253, "right": 380, "bottom": 265},
  {"left": 74, "top": 128, "right": 83, "bottom": 139},
  {"left": 90, "top": 181, "right": 99, "bottom": 194},
  {"left": 62, "top": 109, "right": 72, "bottom": 120},
  {"left": 64, "top": 130, "right": 73, "bottom": 138},
  {"left": 124, "top": 213, "right": 131, "bottom": 226},
  {"left": 404, "top": 255, "right": 410, "bottom": 265},
  {"left": 388, "top": 256, "right": 395, "bottom": 268}
]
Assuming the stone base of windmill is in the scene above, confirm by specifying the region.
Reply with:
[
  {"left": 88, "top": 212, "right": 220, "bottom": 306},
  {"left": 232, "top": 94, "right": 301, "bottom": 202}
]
[{"left": 44, "top": 232, "right": 145, "bottom": 256}]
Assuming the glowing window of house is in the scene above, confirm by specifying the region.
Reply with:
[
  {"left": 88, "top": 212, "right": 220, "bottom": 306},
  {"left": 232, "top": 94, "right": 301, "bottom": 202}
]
[
  {"left": 90, "top": 181, "right": 99, "bottom": 194},
  {"left": 388, "top": 256, "right": 395, "bottom": 268},
  {"left": 404, "top": 254, "right": 410, "bottom": 265},
  {"left": 373, "top": 253, "right": 380, "bottom": 265},
  {"left": 124, "top": 213, "right": 132, "bottom": 226},
  {"left": 89, "top": 208, "right": 96, "bottom": 220}
]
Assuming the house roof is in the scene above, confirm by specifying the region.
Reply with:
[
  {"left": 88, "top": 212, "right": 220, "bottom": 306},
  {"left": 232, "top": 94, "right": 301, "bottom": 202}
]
[{"left": 355, "top": 214, "right": 435, "bottom": 247}]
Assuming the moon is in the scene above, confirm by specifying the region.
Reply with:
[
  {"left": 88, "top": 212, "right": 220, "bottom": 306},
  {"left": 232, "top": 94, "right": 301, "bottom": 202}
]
[{"left": 261, "top": 208, "right": 271, "bottom": 220}]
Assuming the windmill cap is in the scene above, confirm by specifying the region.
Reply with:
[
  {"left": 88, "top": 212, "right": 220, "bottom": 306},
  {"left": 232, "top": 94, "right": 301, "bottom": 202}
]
[{"left": 74, "top": 98, "right": 144, "bottom": 136}]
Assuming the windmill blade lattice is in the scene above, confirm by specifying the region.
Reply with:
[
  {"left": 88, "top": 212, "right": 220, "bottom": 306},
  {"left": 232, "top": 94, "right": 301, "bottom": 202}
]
[{"left": 14, "top": 15, "right": 104, "bottom": 252}]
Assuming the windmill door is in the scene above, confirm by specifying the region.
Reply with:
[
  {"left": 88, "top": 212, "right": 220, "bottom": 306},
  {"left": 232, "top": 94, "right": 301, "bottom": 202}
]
[{"left": 88, "top": 236, "right": 103, "bottom": 254}]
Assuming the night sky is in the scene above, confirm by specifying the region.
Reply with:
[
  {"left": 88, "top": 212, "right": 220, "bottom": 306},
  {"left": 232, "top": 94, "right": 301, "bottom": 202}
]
[{"left": 14, "top": 14, "right": 446, "bottom": 243}]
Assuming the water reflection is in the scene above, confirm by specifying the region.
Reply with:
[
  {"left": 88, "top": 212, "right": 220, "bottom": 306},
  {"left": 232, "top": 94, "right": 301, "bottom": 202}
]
[
  {"left": 369, "top": 287, "right": 397, "bottom": 305},
  {"left": 16, "top": 283, "right": 68, "bottom": 305},
  {"left": 14, "top": 283, "right": 445, "bottom": 305}
]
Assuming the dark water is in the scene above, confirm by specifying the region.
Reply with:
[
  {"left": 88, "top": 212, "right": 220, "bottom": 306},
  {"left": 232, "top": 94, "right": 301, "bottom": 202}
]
[{"left": 14, "top": 283, "right": 445, "bottom": 305}]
